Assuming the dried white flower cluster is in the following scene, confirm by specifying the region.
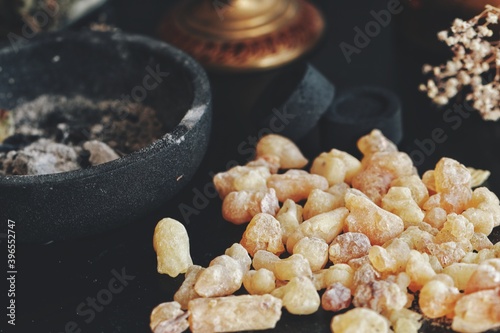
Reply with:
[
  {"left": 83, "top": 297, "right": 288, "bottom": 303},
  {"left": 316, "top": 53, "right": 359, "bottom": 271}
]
[{"left": 419, "top": 5, "right": 500, "bottom": 121}]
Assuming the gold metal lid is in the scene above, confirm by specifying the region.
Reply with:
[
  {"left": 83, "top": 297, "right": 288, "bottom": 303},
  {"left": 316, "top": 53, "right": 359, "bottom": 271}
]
[{"left": 158, "top": 0, "right": 325, "bottom": 72}]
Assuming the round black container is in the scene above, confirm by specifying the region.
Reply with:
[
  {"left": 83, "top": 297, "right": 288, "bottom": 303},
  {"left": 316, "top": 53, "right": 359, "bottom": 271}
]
[
  {"left": 0, "top": 30, "right": 212, "bottom": 243},
  {"left": 321, "top": 86, "right": 403, "bottom": 156}
]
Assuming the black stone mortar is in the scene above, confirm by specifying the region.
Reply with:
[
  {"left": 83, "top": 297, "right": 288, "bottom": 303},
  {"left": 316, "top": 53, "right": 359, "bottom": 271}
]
[{"left": 0, "top": 30, "right": 212, "bottom": 243}]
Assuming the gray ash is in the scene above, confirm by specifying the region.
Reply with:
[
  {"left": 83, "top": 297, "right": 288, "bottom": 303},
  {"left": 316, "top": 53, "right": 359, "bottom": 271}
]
[{"left": 0, "top": 95, "right": 165, "bottom": 176}]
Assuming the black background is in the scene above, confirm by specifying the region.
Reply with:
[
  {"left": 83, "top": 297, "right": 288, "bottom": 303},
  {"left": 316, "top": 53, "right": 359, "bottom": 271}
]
[{"left": 4, "top": 0, "right": 500, "bottom": 332}]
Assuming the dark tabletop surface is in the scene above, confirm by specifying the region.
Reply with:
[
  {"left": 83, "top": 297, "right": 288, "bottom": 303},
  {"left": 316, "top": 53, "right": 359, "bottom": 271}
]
[{"left": 3, "top": 0, "right": 500, "bottom": 332}]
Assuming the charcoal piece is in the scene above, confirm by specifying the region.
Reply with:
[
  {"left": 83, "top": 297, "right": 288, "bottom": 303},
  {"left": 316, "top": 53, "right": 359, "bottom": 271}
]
[
  {"left": 321, "top": 86, "right": 403, "bottom": 156},
  {"left": 43, "top": 109, "right": 69, "bottom": 127},
  {"left": 67, "top": 125, "right": 92, "bottom": 144},
  {"left": 0, "top": 143, "right": 17, "bottom": 153},
  {"left": 78, "top": 148, "right": 92, "bottom": 169},
  {"left": 3, "top": 133, "right": 41, "bottom": 148}
]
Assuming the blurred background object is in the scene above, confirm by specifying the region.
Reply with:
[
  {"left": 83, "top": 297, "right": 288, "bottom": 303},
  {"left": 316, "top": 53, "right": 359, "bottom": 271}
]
[
  {"left": 0, "top": 0, "right": 108, "bottom": 38},
  {"left": 158, "top": 0, "right": 324, "bottom": 72},
  {"left": 155, "top": 0, "right": 331, "bottom": 164}
]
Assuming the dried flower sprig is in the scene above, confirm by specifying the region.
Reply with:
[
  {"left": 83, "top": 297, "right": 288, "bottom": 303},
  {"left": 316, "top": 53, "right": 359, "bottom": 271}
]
[{"left": 419, "top": 5, "right": 500, "bottom": 121}]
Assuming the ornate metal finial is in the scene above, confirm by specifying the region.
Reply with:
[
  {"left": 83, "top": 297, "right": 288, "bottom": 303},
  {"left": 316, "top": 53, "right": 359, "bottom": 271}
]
[{"left": 158, "top": 0, "right": 325, "bottom": 72}]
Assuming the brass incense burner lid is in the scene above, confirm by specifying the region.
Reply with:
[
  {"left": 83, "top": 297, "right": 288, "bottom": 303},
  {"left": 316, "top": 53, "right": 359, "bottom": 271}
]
[{"left": 159, "top": 0, "right": 324, "bottom": 72}]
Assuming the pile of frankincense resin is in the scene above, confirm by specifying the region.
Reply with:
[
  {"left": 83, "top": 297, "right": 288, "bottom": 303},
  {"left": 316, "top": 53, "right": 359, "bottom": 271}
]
[{"left": 151, "top": 130, "right": 500, "bottom": 333}]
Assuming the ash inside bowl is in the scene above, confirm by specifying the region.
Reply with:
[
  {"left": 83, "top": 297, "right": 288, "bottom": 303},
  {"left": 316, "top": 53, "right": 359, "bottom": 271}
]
[{"left": 0, "top": 95, "right": 165, "bottom": 176}]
